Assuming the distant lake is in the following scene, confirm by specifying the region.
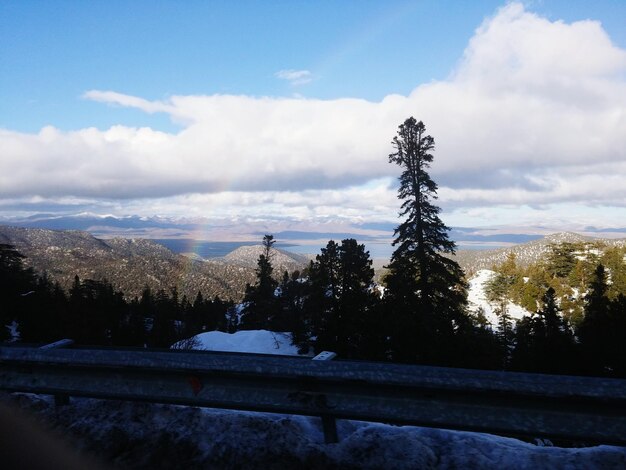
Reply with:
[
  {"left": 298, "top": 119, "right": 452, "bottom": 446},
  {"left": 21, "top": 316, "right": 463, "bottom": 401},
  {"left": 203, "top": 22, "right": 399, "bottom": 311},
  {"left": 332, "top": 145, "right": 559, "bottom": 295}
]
[{"left": 153, "top": 240, "right": 261, "bottom": 258}]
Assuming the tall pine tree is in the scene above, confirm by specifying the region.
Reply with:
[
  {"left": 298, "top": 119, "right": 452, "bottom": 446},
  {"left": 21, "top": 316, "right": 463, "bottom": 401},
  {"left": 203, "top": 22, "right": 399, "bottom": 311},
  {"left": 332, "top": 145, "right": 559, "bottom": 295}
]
[
  {"left": 384, "top": 117, "right": 468, "bottom": 364},
  {"left": 240, "top": 234, "right": 279, "bottom": 330}
]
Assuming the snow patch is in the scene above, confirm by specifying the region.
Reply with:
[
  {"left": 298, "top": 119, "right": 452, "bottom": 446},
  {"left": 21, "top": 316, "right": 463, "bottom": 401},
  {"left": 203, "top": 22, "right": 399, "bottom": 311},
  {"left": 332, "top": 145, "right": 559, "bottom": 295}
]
[
  {"left": 173, "top": 329, "right": 306, "bottom": 356},
  {"left": 4, "top": 393, "right": 625, "bottom": 469},
  {"left": 467, "top": 269, "right": 531, "bottom": 328}
]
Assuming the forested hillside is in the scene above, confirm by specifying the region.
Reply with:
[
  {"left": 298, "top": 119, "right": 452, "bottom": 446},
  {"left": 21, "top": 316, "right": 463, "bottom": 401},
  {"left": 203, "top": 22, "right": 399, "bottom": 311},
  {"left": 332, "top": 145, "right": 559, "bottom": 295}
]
[
  {"left": 454, "top": 232, "right": 626, "bottom": 275},
  {"left": 481, "top": 241, "right": 626, "bottom": 375},
  {"left": 0, "top": 225, "right": 256, "bottom": 301}
]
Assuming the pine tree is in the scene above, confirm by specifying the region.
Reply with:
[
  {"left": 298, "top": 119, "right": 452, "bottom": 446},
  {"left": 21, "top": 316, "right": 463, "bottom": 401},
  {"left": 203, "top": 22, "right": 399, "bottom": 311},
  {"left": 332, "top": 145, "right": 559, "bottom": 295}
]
[
  {"left": 485, "top": 270, "right": 515, "bottom": 365},
  {"left": 512, "top": 287, "right": 577, "bottom": 374},
  {"left": 578, "top": 265, "right": 611, "bottom": 374},
  {"left": 148, "top": 288, "right": 178, "bottom": 347},
  {"left": 302, "top": 239, "right": 380, "bottom": 358},
  {"left": 607, "top": 294, "right": 626, "bottom": 376},
  {"left": 0, "top": 244, "right": 38, "bottom": 341},
  {"left": 384, "top": 117, "right": 468, "bottom": 364},
  {"left": 240, "top": 234, "right": 279, "bottom": 330},
  {"left": 546, "top": 242, "right": 578, "bottom": 279},
  {"left": 601, "top": 246, "right": 626, "bottom": 300},
  {"left": 275, "top": 270, "right": 307, "bottom": 333}
]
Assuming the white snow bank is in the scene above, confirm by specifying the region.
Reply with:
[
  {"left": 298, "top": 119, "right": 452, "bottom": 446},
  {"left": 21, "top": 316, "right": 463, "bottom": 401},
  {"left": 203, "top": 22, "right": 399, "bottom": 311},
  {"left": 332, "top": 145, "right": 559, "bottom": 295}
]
[
  {"left": 468, "top": 269, "right": 531, "bottom": 328},
  {"left": 5, "top": 393, "right": 625, "bottom": 469},
  {"left": 173, "top": 329, "right": 306, "bottom": 356}
]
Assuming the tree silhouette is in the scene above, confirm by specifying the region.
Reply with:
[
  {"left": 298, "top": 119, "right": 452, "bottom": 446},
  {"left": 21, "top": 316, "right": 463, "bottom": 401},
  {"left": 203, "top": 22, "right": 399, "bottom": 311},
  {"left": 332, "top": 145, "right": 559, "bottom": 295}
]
[
  {"left": 240, "top": 234, "right": 279, "bottom": 329},
  {"left": 578, "top": 265, "right": 626, "bottom": 376},
  {"left": 383, "top": 118, "right": 468, "bottom": 364},
  {"left": 275, "top": 270, "right": 307, "bottom": 334},
  {"left": 512, "top": 287, "right": 577, "bottom": 374},
  {"left": 485, "top": 270, "right": 516, "bottom": 366},
  {"left": 0, "top": 244, "right": 37, "bottom": 341},
  {"left": 298, "top": 239, "right": 380, "bottom": 358}
]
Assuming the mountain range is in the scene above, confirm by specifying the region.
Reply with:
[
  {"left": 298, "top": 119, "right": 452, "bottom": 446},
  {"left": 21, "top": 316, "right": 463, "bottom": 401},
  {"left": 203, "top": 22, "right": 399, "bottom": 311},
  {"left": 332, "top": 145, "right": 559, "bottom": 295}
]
[
  {"left": 3, "top": 213, "right": 626, "bottom": 250},
  {"left": 1, "top": 224, "right": 624, "bottom": 302}
]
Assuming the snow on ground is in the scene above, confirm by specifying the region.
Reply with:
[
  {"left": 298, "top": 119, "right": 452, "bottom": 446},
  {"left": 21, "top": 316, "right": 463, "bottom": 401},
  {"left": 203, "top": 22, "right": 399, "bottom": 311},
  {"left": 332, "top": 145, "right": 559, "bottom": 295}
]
[
  {"left": 3, "top": 392, "right": 625, "bottom": 469},
  {"left": 6, "top": 314, "right": 625, "bottom": 467},
  {"left": 4, "top": 325, "right": 626, "bottom": 468},
  {"left": 173, "top": 329, "right": 306, "bottom": 356},
  {"left": 468, "top": 269, "right": 531, "bottom": 328}
]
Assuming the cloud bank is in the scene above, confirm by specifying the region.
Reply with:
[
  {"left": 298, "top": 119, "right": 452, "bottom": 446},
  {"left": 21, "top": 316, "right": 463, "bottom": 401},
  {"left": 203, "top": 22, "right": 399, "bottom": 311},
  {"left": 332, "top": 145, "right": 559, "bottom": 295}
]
[{"left": 1, "top": 3, "right": 625, "bottom": 224}]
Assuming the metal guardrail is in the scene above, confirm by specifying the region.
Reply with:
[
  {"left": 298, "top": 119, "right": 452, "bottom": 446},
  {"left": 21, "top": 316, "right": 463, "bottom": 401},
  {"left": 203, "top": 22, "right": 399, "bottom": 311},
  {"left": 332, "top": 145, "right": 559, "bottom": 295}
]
[{"left": 1, "top": 344, "right": 626, "bottom": 445}]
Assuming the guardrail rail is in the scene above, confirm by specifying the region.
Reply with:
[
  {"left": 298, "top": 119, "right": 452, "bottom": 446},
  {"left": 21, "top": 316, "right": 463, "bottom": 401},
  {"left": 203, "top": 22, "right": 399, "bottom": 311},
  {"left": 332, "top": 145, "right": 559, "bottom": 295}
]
[{"left": 1, "top": 344, "right": 625, "bottom": 445}]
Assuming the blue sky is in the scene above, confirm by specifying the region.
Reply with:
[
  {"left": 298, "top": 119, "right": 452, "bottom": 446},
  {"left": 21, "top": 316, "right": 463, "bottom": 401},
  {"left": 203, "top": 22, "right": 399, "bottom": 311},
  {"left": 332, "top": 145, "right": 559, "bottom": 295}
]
[
  {"left": 1, "top": 1, "right": 625, "bottom": 238},
  {"left": 1, "top": 1, "right": 501, "bottom": 131}
]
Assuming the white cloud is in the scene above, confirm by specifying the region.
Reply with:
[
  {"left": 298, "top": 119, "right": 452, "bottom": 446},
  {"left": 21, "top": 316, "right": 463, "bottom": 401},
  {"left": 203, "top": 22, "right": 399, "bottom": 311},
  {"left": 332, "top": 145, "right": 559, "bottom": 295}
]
[
  {"left": 82, "top": 90, "right": 175, "bottom": 114},
  {"left": 275, "top": 69, "right": 313, "bottom": 85},
  {"left": 1, "top": 3, "right": 625, "bottom": 226}
]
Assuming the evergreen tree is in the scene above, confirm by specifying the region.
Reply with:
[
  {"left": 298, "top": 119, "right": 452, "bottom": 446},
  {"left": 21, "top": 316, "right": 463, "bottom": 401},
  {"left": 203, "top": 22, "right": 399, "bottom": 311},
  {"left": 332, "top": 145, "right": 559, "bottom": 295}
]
[
  {"left": 577, "top": 264, "right": 626, "bottom": 376},
  {"left": 383, "top": 117, "right": 468, "bottom": 364},
  {"left": 511, "top": 287, "right": 577, "bottom": 374},
  {"left": 546, "top": 242, "right": 577, "bottom": 279},
  {"left": 607, "top": 294, "right": 626, "bottom": 376},
  {"left": 240, "top": 234, "right": 279, "bottom": 329},
  {"left": 119, "top": 296, "right": 146, "bottom": 347},
  {"left": 148, "top": 288, "right": 178, "bottom": 347},
  {"left": 515, "top": 264, "right": 547, "bottom": 313},
  {"left": 183, "top": 291, "right": 205, "bottom": 336},
  {"left": 300, "top": 239, "right": 380, "bottom": 359},
  {"left": 65, "top": 277, "right": 128, "bottom": 345},
  {"left": 601, "top": 247, "right": 626, "bottom": 300},
  {"left": 275, "top": 270, "right": 307, "bottom": 333},
  {"left": 0, "top": 244, "right": 37, "bottom": 341},
  {"left": 578, "top": 265, "right": 612, "bottom": 374},
  {"left": 485, "top": 270, "right": 516, "bottom": 365}
]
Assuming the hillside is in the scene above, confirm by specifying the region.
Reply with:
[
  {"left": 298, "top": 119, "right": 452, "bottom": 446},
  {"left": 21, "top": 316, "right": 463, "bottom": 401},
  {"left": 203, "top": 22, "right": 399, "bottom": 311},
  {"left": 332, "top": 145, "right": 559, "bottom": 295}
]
[
  {"left": 453, "top": 232, "right": 626, "bottom": 275},
  {"left": 467, "top": 269, "right": 531, "bottom": 327},
  {"left": 0, "top": 226, "right": 256, "bottom": 301},
  {"left": 220, "top": 245, "right": 310, "bottom": 273},
  {"left": 3, "top": 225, "right": 623, "bottom": 304}
]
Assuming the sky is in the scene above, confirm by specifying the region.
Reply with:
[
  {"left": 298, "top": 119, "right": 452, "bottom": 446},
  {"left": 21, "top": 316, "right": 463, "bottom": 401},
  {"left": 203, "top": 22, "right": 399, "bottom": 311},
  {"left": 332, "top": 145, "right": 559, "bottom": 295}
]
[{"left": 1, "top": 0, "right": 625, "bottom": 237}]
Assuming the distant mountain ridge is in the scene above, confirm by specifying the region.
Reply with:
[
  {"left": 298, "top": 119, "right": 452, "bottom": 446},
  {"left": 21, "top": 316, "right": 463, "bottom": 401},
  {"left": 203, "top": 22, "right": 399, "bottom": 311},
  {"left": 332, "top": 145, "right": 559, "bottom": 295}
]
[
  {"left": 5, "top": 213, "right": 625, "bottom": 249},
  {"left": 0, "top": 226, "right": 256, "bottom": 301},
  {"left": 2, "top": 225, "right": 623, "bottom": 301}
]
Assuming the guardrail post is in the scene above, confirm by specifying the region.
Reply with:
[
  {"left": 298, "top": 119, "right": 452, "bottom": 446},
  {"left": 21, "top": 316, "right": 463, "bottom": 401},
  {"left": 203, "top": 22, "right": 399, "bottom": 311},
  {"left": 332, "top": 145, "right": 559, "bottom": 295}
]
[
  {"left": 313, "top": 351, "right": 338, "bottom": 444},
  {"left": 39, "top": 339, "right": 74, "bottom": 407},
  {"left": 321, "top": 415, "right": 338, "bottom": 444}
]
